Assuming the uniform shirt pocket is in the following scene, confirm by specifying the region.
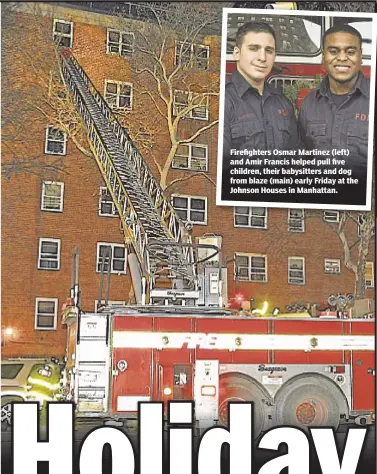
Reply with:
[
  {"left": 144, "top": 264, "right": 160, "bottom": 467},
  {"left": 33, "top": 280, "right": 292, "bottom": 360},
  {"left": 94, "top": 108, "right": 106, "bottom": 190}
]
[
  {"left": 231, "top": 119, "right": 264, "bottom": 139},
  {"left": 276, "top": 120, "right": 292, "bottom": 148},
  {"left": 230, "top": 119, "right": 266, "bottom": 150},
  {"left": 306, "top": 122, "right": 328, "bottom": 148},
  {"left": 307, "top": 122, "right": 327, "bottom": 137},
  {"left": 346, "top": 122, "right": 368, "bottom": 165}
]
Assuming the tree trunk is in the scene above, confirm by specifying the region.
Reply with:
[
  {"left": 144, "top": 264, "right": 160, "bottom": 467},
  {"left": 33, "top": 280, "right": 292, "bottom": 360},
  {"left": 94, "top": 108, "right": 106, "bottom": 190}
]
[{"left": 160, "top": 142, "right": 178, "bottom": 190}]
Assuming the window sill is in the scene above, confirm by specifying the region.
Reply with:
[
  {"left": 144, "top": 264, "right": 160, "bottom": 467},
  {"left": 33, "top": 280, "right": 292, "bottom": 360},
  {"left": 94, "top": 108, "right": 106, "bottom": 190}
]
[
  {"left": 234, "top": 225, "right": 268, "bottom": 230},
  {"left": 98, "top": 213, "right": 119, "bottom": 218},
  {"left": 41, "top": 208, "right": 64, "bottom": 213},
  {"left": 37, "top": 267, "right": 60, "bottom": 271},
  {"left": 96, "top": 270, "right": 127, "bottom": 275}
]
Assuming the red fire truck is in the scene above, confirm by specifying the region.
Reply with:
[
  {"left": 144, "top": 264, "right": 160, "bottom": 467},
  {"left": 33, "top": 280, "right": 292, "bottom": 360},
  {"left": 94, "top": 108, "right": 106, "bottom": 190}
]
[
  {"left": 62, "top": 304, "right": 375, "bottom": 436},
  {"left": 55, "top": 47, "right": 374, "bottom": 437}
]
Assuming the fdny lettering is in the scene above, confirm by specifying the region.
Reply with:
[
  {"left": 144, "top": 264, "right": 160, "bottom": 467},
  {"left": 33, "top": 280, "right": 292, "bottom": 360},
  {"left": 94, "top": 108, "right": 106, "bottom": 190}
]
[
  {"left": 278, "top": 108, "right": 289, "bottom": 116},
  {"left": 182, "top": 333, "right": 218, "bottom": 349},
  {"left": 355, "top": 113, "right": 369, "bottom": 121},
  {"left": 238, "top": 113, "right": 255, "bottom": 120}
]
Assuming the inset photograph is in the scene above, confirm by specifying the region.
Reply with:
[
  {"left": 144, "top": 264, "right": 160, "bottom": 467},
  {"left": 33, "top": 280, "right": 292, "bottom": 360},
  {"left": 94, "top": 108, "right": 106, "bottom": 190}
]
[{"left": 216, "top": 9, "right": 376, "bottom": 210}]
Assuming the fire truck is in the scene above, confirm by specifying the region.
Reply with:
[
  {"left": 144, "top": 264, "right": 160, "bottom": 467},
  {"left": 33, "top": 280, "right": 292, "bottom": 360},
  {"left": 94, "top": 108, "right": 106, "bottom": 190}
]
[
  {"left": 57, "top": 49, "right": 375, "bottom": 436},
  {"left": 62, "top": 305, "right": 374, "bottom": 436}
]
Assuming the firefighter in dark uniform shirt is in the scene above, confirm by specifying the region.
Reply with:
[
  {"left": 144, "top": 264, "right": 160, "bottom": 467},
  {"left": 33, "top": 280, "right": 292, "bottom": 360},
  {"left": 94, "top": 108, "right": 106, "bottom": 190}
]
[
  {"left": 222, "top": 22, "right": 299, "bottom": 201},
  {"left": 299, "top": 24, "right": 370, "bottom": 206}
]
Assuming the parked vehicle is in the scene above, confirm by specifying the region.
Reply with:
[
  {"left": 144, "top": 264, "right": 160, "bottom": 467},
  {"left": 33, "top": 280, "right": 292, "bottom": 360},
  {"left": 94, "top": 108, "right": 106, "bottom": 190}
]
[{"left": 1, "top": 358, "right": 63, "bottom": 430}]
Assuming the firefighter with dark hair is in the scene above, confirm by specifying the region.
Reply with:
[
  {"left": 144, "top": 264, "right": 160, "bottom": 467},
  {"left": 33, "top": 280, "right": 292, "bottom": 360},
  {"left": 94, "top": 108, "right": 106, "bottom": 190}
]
[
  {"left": 222, "top": 21, "right": 299, "bottom": 200},
  {"left": 299, "top": 24, "right": 370, "bottom": 205}
]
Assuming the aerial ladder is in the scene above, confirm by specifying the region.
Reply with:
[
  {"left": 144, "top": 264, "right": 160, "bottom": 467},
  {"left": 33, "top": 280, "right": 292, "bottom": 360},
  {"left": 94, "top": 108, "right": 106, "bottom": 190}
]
[{"left": 59, "top": 50, "right": 220, "bottom": 307}]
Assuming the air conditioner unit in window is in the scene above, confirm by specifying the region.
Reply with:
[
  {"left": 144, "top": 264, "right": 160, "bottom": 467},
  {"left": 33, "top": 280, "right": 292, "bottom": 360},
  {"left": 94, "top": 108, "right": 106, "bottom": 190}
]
[{"left": 326, "top": 267, "right": 339, "bottom": 274}]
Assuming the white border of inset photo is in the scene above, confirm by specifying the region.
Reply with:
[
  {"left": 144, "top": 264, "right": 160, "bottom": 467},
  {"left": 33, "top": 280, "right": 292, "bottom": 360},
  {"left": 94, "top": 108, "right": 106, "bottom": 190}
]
[{"left": 216, "top": 8, "right": 376, "bottom": 211}]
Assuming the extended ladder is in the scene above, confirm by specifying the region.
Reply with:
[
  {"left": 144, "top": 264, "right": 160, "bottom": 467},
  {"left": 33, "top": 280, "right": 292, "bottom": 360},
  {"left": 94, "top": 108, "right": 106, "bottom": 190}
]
[{"left": 60, "top": 50, "right": 198, "bottom": 305}]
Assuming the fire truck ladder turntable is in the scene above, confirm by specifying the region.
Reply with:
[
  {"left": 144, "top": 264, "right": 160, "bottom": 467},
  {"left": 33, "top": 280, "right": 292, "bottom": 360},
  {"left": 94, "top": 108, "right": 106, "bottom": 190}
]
[{"left": 60, "top": 50, "right": 214, "bottom": 306}]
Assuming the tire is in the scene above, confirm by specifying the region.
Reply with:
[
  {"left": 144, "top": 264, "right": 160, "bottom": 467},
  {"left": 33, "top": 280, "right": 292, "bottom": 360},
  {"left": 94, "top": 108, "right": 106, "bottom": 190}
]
[
  {"left": 1, "top": 396, "right": 24, "bottom": 431},
  {"left": 218, "top": 373, "right": 271, "bottom": 438},
  {"left": 274, "top": 375, "right": 343, "bottom": 431}
]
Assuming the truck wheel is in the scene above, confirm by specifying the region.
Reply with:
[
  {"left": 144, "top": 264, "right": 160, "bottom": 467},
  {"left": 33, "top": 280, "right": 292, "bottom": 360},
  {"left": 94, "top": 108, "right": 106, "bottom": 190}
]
[
  {"left": 219, "top": 373, "right": 270, "bottom": 438},
  {"left": 274, "top": 375, "right": 342, "bottom": 431},
  {"left": 1, "top": 396, "right": 23, "bottom": 431}
]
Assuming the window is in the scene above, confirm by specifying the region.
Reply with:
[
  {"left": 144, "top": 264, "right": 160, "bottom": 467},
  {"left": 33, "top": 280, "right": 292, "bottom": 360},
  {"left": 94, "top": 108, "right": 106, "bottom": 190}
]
[
  {"left": 288, "top": 257, "right": 305, "bottom": 285},
  {"left": 172, "top": 144, "right": 208, "bottom": 171},
  {"left": 365, "top": 262, "right": 374, "bottom": 288},
  {"left": 323, "top": 211, "right": 339, "bottom": 223},
  {"left": 172, "top": 195, "right": 207, "bottom": 224},
  {"left": 95, "top": 300, "right": 126, "bottom": 311},
  {"left": 235, "top": 254, "right": 267, "bottom": 282},
  {"left": 53, "top": 19, "right": 73, "bottom": 48},
  {"left": 288, "top": 209, "right": 305, "bottom": 232},
  {"left": 38, "top": 239, "right": 61, "bottom": 270},
  {"left": 99, "top": 187, "right": 118, "bottom": 217},
  {"left": 234, "top": 207, "right": 267, "bottom": 229},
  {"left": 105, "top": 80, "right": 133, "bottom": 110},
  {"left": 174, "top": 42, "right": 209, "bottom": 70},
  {"left": 324, "top": 259, "right": 341, "bottom": 274},
  {"left": 107, "top": 29, "right": 134, "bottom": 56},
  {"left": 35, "top": 298, "right": 58, "bottom": 330},
  {"left": 0, "top": 364, "right": 23, "bottom": 379},
  {"left": 41, "top": 182, "right": 64, "bottom": 212},
  {"left": 173, "top": 90, "right": 209, "bottom": 120},
  {"left": 45, "top": 126, "right": 67, "bottom": 155},
  {"left": 96, "top": 243, "right": 126, "bottom": 274}
]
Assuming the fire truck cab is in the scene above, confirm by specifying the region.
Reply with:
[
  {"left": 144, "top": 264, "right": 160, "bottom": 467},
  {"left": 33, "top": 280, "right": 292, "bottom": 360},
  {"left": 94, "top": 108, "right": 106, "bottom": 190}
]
[{"left": 63, "top": 305, "right": 375, "bottom": 436}]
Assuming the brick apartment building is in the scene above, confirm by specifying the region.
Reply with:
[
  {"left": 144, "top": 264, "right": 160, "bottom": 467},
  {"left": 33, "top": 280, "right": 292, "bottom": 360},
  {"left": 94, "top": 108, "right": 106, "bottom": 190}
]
[{"left": 2, "top": 2, "right": 375, "bottom": 359}]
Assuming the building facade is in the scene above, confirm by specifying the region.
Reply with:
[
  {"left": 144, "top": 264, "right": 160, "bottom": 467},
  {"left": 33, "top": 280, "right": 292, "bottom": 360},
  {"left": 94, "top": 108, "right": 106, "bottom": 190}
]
[{"left": 2, "top": 2, "right": 375, "bottom": 358}]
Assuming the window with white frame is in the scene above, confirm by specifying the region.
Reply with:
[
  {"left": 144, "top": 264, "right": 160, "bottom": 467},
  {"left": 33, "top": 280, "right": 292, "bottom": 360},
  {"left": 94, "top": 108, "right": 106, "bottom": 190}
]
[
  {"left": 365, "top": 262, "right": 374, "bottom": 288},
  {"left": 172, "top": 144, "right": 208, "bottom": 171},
  {"left": 173, "top": 90, "right": 209, "bottom": 120},
  {"left": 174, "top": 42, "right": 209, "bottom": 70},
  {"left": 35, "top": 298, "right": 58, "bottom": 330},
  {"left": 234, "top": 207, "right": 267, "bottom": 229},
  {"left": 235, "top": 254, "right": 267, "bottom": 282},
  {"left": 99, "top": 187, "right": 118, "bottom": 217},
  {"left": 95, "top": 300, "right": 127, "bottom": 311},
  {"left": 41, "top": 182, "right": 64, "bottom": 212},
  {"left": 104, "top": 80, "right": 133, "bottom": 110},
  {"left": 45, "top": 126, "right": 67, "bottom": 155},
  {"left": 288, "top": 209, "right": 305, "bottom": 232},
  {"left": 172, "top": 195, "right": 207, "bottom": 224},
  {"left": 53, "top": 19, "right": 73, "bottom": 48},
  {"left": 96, "top": 243, "right": 126, "bottom": 274},
  {"left": 107, "top": 29, "right": 134, "bottom": 56},
  {"left": 324, "top": 259, "right": 341, "bottom": 274},
  {"left": 323, "top": 211, "right": 339, "bottom": 223},
  {"left": 288, "top": 257, "right": 305, "bottom": 284},
  {"left": 38, "top": 239, "right": 61, "bottom": 270}
]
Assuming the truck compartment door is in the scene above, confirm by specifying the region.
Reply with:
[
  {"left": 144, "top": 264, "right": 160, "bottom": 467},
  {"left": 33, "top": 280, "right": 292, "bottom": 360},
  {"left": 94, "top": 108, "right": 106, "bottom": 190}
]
[
  {"left": 75, "top": 313, "right": 110, "bottom": 413},
  {"left": 194, "top": 360, "right": 219, "bottom": 429}
]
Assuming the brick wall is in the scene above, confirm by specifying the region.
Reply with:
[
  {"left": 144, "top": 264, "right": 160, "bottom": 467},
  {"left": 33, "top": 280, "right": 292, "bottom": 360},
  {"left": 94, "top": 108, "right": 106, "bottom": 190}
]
[{"left": 1, "top": 4, "right": 374, "bottom": 358}]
